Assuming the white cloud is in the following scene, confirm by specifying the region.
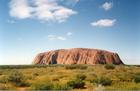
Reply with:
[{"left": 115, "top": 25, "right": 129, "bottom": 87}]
[
  {"left": 47, "top": 35, "right": 66, "bottom": 40},
  {"left": 57, "top": 36, "right": 66, "bottom": 40},
  {"left": 101, "top": 2, "right": 113, "bottom": 11},
  {"left": 66, "top": 32, "right": 72, "bottom": 36},
  {"left": 47, "top": 32, "right": 73, "bottom": 41},
  {"left": 9, "top": 0, "right": 77, "bottom": 23},
  {"left": 91, "top": 19, "right": 116, "bottom": 27},
  {"left": 9, "top": 0, "right": 32, "bottom": 19}
]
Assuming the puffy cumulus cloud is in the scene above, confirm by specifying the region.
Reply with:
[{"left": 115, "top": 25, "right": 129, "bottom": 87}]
[
  {"left": 47, "top": 35, "right": 66, "bottom": 40},
  {"left": 91, "top": 19, "right": 116, "bottom": 27},
  {"left": 9, "top": 0, "right": 77, "bottom": 23},
  {"left": 9, "top": 0, "right": 32, "bottom": 19},
  {"left": 101, "top": 2, "right": 113, "bottom": 11}
]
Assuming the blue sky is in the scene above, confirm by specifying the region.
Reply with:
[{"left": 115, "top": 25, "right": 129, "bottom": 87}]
[{"left": 0, "top": 0, "right": 140, "bottom": 65}]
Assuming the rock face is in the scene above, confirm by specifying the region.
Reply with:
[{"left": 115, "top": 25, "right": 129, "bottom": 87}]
[{"left": 33, "top": 48, "right": 123, "bottom": 65}]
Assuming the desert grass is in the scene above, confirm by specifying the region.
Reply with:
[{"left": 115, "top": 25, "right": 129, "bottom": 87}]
[{"left": 0, "top": 64, "right": 140, "bottom": 90}]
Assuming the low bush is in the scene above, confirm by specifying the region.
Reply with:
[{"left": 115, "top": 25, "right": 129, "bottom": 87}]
[
  {"left": 67, "top": 79, "right": 85, "bottom": 89},
  {"left": 133, "top": 73, "right": 140, "bottom": 83},
  {"left": 76, "top": 65, "right": 88, "bottom": 70},
  {"left": 52, "top": 84, "right": 71, "bottom": 90},
  {"left": 65, "top": 65, "right": 76, "bottom": 69},
  {"left": 104, "top": 64, "right": 115, "bottom": 70},
  {"left": 31, "top": 82, "right": 71, "bottom": 90},
  {"left": 91, "top": 76, "right": 112, "bottom": 86},
  {"left": 105, "top": 82, "right": 140, "bottom": 90},
  {"left": 67, "top": 74, "right": 86, "bottom": 89},
  {"left": 65, "top": 65, "right": 87, "bottom": 70},
  {"left": 7, "top": 71, "right": 29, "bottom": 87},
  {"left": 31, "top": 82, "right": 54, "bottom": 90}
]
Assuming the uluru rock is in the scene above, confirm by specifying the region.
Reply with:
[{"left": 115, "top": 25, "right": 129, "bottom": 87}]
[{"left": 33, "top": 48, "right": 124, "bottom": 65}]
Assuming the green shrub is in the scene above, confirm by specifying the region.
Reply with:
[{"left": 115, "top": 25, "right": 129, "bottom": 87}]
[
  {"left": 76, "top": 65, "right": 88, "bottom": 70},
  {"left": 67, "top": 79, "right": 85, "bottom": 89},
  {"left": 31, "top": 82, "right": 71, "bottom": 90},
  {"left": 31, "top": 82, "right": 53, "bottom": 90},
  {"left": 67, "top": 74, "right": 86, "bottom": 89},
  {"left": 65, "top": 65, "right": 87, "bottom": 70},
  {"left": 65, "top": 65, "right": 76, "bottom": 69},
  {"left": 7, "top": 71, "right": 29, "bottom": 87},
  {"left": 135, "top": 65, "right": 140, "bottom": 67},
  {"left": 91, "top": 77, "right": 112, "bottom": 86},
  {"left": 53, "top": 84, "right": 71, "bottom": 90},
  {"left": 104, "top": 64, "right": 115, "bottom": 70},
  {"left": 116, "top": 73, "right": 132, "bottom": 82},
  {"left": 0, "top": 65, "right": 48, "bottom": 69},
  {"left": 133, "top": 73, "right": 140, "bottom": 83}
]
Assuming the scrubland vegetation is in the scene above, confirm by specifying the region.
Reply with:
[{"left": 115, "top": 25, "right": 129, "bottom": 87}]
[{"left": 0, "top": 64, "right": 140, "bottom": 90}]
